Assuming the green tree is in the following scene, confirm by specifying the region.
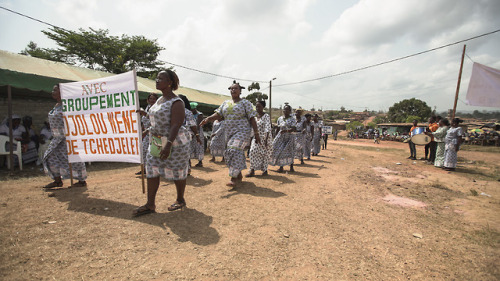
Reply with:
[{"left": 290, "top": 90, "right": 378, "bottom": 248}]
[
  {"left": 20, "top": 27, "right": 165, "bottom": 78},
  {"left": 346, "top": 121, "right": 363, "bottom": 132},
  {"left": 246, "top": 82, "right": 268, "bottom": 105},
  {"left": 387, "top": 98, "right": 432, "bottom": 123},
  {"left": 405, "top": 115, "right": 422, "bottom": 123},
  {"left": 367, "top": 122, "right": 377, "bottom": 128}
]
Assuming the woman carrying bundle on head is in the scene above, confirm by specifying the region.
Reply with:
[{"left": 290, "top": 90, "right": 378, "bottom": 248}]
[
  {"left": 246, "top": 100, "right": 272, "bottom": 177},
  {"left": 200, "top": 81, "right": 260, "bottom": 187},
  {"left": 270, "top": 104, "right": 297, "bottom": 173}
]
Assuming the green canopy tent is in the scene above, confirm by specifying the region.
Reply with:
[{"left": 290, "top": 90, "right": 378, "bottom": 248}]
[{"left": 0, "top": 50, "right": 230, "bottom": 170}]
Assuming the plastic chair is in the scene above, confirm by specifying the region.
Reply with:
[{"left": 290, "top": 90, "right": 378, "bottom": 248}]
[{"left": 0, "top": 135, "right": 23, "bottom": 170}]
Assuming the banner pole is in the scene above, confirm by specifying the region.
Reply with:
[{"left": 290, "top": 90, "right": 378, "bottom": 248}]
[
  {"left": 452, "top": 44, "right": 466, "bottom": 119},
  {"left": 132, "top": 69, "right": 146, "bottom": 194},
  {"left": 69, "top": 163, "right": 74, "bottom": 186}
]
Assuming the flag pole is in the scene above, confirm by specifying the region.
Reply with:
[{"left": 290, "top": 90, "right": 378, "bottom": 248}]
[
  {"left": 133, "top": 69, "right": 145, "bottom": 194},
  {"left": 69, "top": 163, "right": 74, "bottom": 186},
  {"left": 452, "top": 44, "right": 466, "bottom": 119}
]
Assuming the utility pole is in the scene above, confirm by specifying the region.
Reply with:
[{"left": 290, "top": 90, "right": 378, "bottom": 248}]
[{"left": 269, "top": 78, "right": 276, "bottom": 122}]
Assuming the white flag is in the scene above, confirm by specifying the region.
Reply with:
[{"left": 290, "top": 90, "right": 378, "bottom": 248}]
[{"left": 465, "top": 62, "right": 500, "bottom": 107}]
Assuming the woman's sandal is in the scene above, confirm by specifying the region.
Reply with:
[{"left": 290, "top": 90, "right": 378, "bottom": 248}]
[
  {"left": 133, "top": 205, "right": 156, "bottom": 217},
  {"left": 70, "top": 181, "right": 87, "bottom": 188},
  {"left": 44, "top": 181, "right": 63, "bottom": 189},
  {"left": 167, "top": 201, "right": 186, "bottom": 211}
]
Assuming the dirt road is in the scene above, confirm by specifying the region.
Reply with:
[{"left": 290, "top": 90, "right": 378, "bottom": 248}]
[{"left": 1, "top": 139, "right": 499, "bottom": 280}]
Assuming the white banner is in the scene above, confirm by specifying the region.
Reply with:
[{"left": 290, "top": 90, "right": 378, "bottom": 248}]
[
  {"left": 60, "top": 71, "right": 142, "bottom": 163},
  {"left": 465, "top": 62, "right": 500, "bottom": 108}
]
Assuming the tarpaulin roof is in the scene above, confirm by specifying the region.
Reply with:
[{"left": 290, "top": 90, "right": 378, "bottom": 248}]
[{"left": 0, "top": 49, "right": 229, "bottom": 108}]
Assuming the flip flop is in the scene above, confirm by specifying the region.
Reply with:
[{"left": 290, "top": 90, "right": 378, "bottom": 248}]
[
  {"left": 167, "top": 201, "right": 186, "bottom": 211},
  {"left": 133, "top": 205, "right": 156, "bottom": 217}
]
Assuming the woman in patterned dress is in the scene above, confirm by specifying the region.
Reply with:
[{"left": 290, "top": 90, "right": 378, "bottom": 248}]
[
  {"left": 190, "top": 103, "right": 205, "bottom": 167},
  {"left": 136, "top": 93, "right": 158, "bottom": 175},
  {"left": 430, "top": 118, "right": 449, "bottom": 168},
  {"left": 133, "top": 70, "right": 191, "bottom": 216},
  {"left": 270, "top": 104, "right": 297, "bottom": 173},
  {"left": 42, "top": 85, "right": 87, "bottom": 188},
  {"left": 312, "top": 114, "right": 322, "bottom": 156},
  {"left": 303, "top": 114, "right": 314, "bottom": 160},
  {"left": 246, "top": 100, "right": 272, "bottom": 177},
  {"left": 209, "top": 119, "right": 225, "bottom": 162},
  {"left": 294, "top": 109, "right": 306, "bottom": 165},
  {"left": 200, "top": 81, "right": 260, "bottom": 187},
  {"left": 443, "top": 118, "right": 463, "bottom": 171},
  {"left": 179, "top": 95, "right": 202, "bottom": 175}
]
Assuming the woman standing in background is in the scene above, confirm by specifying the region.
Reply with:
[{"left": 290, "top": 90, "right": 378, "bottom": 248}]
[
  {"left": 312, "top": 114, "right": 322, "bottom": 156},
  {"left": 270, "top": 104, "right": 296, "bottom": 173},
  {"left": 43, "top": 85, "right": 87, "bottom": 188},
  {"left": 246, "top": 100, "right": 271, "bottom": 177}
]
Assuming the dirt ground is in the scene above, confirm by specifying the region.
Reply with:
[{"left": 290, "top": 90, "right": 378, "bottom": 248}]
[{"left": 1, "top": 139, "right": 499, "bottom": 280}]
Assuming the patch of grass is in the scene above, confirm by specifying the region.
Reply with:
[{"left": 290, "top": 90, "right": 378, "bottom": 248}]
[
  {"left": 464, "top": 225, "right": 500, "bottom": 248},
  {"left": 470, "top": 189, "right": 479, "bottom": 196},
  {"left": 429, "top": 180, "right": 449, "bottom": 190}
]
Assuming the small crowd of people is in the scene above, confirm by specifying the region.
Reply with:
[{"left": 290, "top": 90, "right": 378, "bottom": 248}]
[
  {"left": 11, "top": 69, "right": 471, "bottom": 218},
  {"left": 408, "top": 116, "right": 464, "bottom": 171},
  {"left": 0, "top": 115, "right": 53, "bottom": 167},
  {"left": 27, "top": 71, "right": 327, "bottom": 217}
]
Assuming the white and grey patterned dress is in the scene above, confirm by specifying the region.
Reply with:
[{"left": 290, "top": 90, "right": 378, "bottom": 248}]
[
  {"left": 444, "top": 127, "right": 463, "bottom": 169},
  {"left": 270, "top": 116, "right": 297, "bottom": 166},
  {"left": 146, "top": 97, "right": 191, "bottom": 180},
  {"left": 184, "top": 108, "right": 197, "bottom": 159},
  {"left": 43, "top": 104, "right": 87, "bottom": 181},
  {"left": 140, "top": 104, "right": 153, "bottom": 165},
  {"left": 210, "top": 120, "right": 225, "bottom": 157},
  {"left": 215, "top": 99, "right": 256, "bottom": 177},
  {"left": 303, "top": 121, "right": 313, "bottom": 158},
  {"left": 190, "top": 111, "right": 205, "bottom": 161},
  {"left": 249, "top": 113, "right": 272, "bottom": 172},
  {"left": 294, "top": 116, "right": 306, "bottom": 160},
  {"left": 312, "top": 121, "right": 322, "bottom": 154}
]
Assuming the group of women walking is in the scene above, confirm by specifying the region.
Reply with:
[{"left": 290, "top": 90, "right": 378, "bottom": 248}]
[{"left": 40, "top": 71, "right": 325, "bottom": 217}]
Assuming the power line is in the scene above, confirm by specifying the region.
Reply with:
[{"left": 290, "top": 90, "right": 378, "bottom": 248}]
[
  {"left": 2, "top": 5, "right": 499, "bottom": 88},
  {"left": 0, "top": 5, "right": 265, "bottom": 83},
  {"left": 164, "top": 60, "right": 266, "bottom": 83},
  {"left": 274, "top": 28, "right": 500, "bottom": 87},
  {"left": 0, "top": 6, "right": 63, "bottom": 30}
]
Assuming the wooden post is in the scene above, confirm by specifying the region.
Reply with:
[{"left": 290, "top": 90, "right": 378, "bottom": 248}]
[
  {"left": 452, "top": 45, "right": 466, "bottom": 120},
  {"left": 133, "top": 69, "right": 146, "bottom": 194},
  {"left": 269, "top": 79, "right": 272, "bottom": 122},
  {"left": 7, "top": 85, "right": 13, "bottom": 172},
  {"left": 69, "top": 163, "right": 74, "bottom": 186}
]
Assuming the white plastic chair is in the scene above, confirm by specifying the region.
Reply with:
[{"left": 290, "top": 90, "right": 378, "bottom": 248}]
[{"left": 0, "top": 135, "right": 23, "bottom": 170}]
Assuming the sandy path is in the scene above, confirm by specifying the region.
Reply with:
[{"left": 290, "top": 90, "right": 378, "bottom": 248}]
[{"left": 1, "top": 139, "right": 499, "bottom": 280}]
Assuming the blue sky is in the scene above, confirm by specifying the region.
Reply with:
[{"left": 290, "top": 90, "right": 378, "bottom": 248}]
[{"left": 1, "top": 0, "right": 499, "bottom": 112}]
